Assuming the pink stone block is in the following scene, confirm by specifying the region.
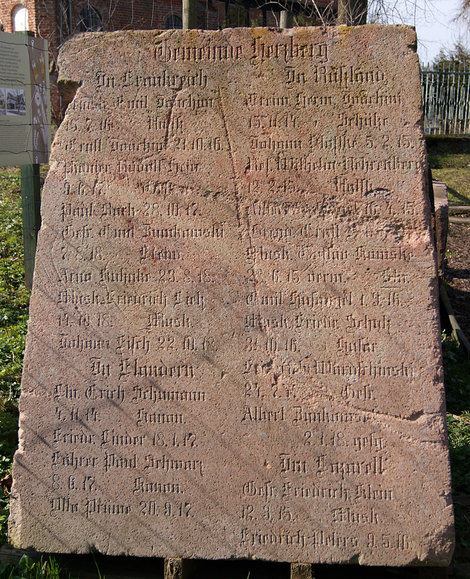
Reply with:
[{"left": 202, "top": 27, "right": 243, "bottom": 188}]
[{"left": 10, "top": 27, "right": 454, "bottom": 566}]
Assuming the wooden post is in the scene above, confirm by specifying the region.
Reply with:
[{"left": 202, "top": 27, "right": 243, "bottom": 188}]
[
  {"left": 182, "top": 0, "right": 198, "bottom": 29},
  {"left": 280, "top": 10, "right": 293, "bottom": 29},
  {"left": 20, "top": 163, "right": 41, "bottom": 290},
  {"left": 164, "top": 558, "right": 185, "bottom": 579},
  {"left": 290, "top": 563, "right": 313, "bottom": 579}
]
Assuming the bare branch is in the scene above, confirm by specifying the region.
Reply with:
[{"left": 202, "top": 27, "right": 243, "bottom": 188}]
[{"left": 337, "top": 0, "right": 368, "bottom": 25}]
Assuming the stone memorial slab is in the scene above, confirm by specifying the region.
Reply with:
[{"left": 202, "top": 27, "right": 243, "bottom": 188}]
[{"left": 10, "top": 27, "right": 454, "bottom": 566}]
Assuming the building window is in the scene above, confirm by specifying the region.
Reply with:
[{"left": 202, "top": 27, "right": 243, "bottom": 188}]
[
  {"left": 79, "top": 6, "right": 102, "bottom": 32},
  {"left": 12, "top": 5, "right": 29, "bottom": 31},
  {"left": 165, "top": 15, "right": 183, "bottom": 29}
]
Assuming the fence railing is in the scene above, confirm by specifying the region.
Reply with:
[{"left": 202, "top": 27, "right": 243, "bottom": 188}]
[{"left": 421, "top": 62, "right": 470, "bottom": 136}]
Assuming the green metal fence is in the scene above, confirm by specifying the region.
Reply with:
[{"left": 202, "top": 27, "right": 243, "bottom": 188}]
[{"left": 421, "top": 62, "right": 470, "bottom": 135}]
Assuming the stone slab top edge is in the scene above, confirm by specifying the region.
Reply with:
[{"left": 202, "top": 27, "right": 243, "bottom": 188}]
[{"left": 57, "top": 25, "right": 418, "bottom": 84}]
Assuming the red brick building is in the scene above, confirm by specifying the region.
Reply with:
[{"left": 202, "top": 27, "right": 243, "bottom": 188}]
[{"left": 0, "top": 0, "right": 336, "bottom": 120}]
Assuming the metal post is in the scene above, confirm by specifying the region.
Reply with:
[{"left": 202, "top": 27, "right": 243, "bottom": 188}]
[{"left": 17, "top": 31, "right": 42, "bottom": 289}]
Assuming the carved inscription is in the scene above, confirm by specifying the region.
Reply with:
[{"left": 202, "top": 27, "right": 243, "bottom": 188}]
[{"left": 10, "top": 27, "right": 453, "bottom": 566}]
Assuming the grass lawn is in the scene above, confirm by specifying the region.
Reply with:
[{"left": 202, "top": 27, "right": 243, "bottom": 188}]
[
  {"left": 0, "top": 168, "right": 28, "bottom": 546},
  {"left": 428, "top": 136, "right": 470, "bottom": 205},
  {"left": 432, "top": 168, "right": 470, "bottom": 205}
]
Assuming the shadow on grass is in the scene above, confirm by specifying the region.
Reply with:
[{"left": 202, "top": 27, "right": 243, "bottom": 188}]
[{"left": 446, "top": 185, "right": 470, "bottom": 206}]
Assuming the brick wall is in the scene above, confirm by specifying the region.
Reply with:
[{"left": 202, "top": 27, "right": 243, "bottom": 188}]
[{"left": 0, "top": 1, "right": 34, "bottom": 33}]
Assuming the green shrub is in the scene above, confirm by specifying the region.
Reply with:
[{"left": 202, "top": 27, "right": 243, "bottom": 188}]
[{"left": 0, "top": 554, "right": 72, "bottom": 579}]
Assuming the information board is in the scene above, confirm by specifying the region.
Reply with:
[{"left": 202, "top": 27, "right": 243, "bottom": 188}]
[{"left": 0, "top": 31, "right": 50, "bottom": 166}]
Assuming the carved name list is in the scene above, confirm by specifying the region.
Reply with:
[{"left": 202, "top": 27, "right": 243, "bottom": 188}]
[{"left": 10, "top": 27, "right": 454, "bottom": 565}]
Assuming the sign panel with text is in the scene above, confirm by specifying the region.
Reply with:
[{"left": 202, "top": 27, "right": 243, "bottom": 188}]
[{"left": 0, "top": 32, "right": 50, "bottom": 166}]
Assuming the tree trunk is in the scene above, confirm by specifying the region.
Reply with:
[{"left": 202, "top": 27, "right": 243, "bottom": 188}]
[{"left": 337, "top": 0, "right": 368, "bottom": 25}]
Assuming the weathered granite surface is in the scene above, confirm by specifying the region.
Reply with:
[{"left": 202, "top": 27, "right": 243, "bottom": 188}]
[{"left": 10, "top": 27, "right": 454, "bottom": 565}]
